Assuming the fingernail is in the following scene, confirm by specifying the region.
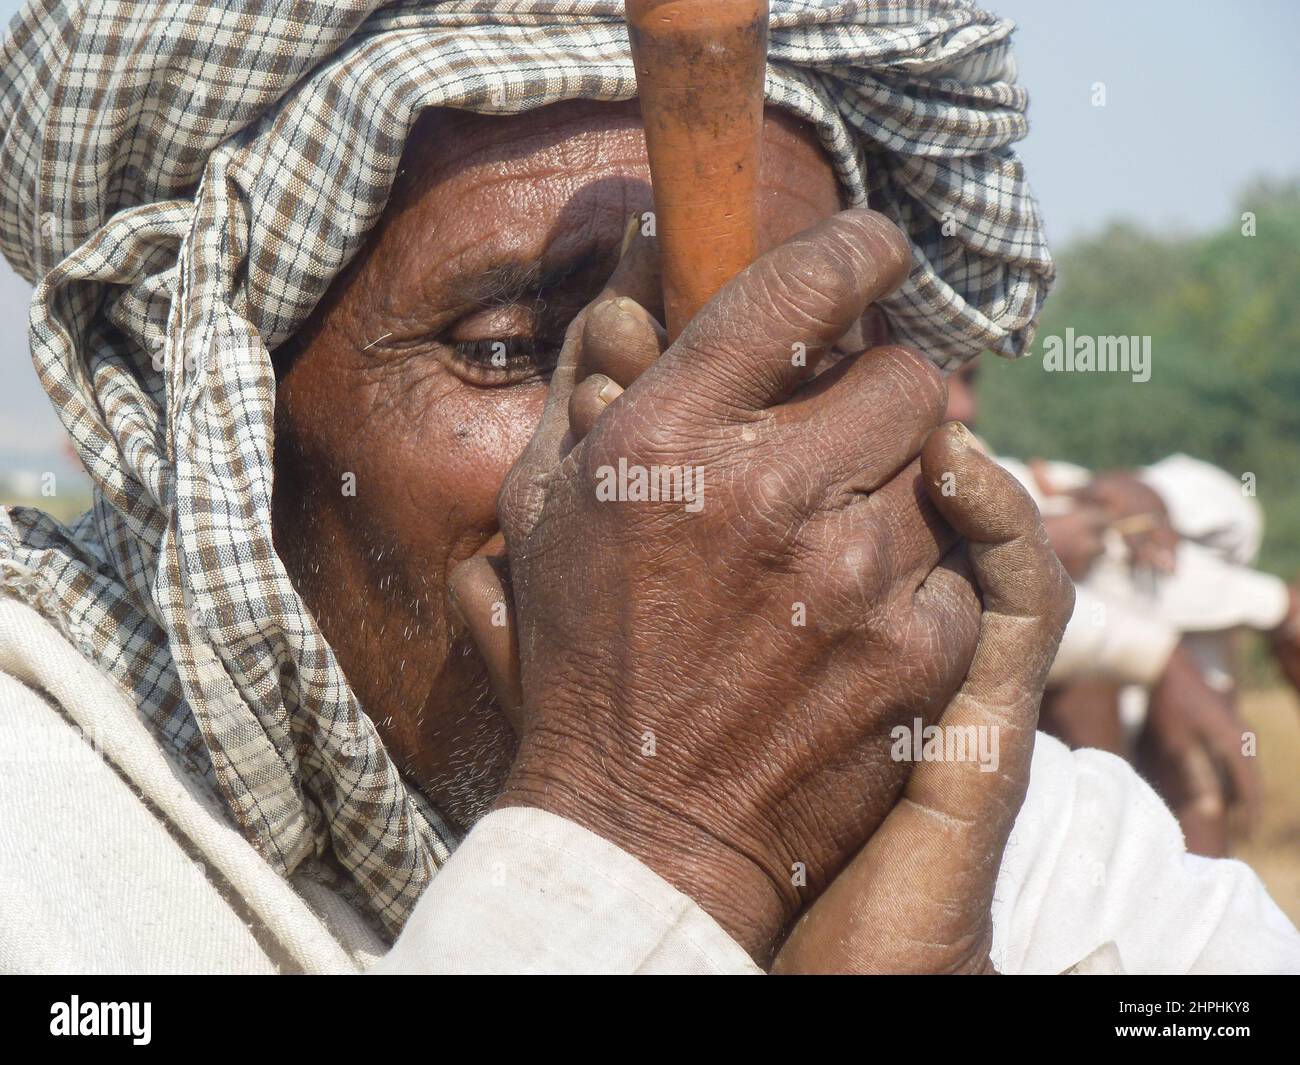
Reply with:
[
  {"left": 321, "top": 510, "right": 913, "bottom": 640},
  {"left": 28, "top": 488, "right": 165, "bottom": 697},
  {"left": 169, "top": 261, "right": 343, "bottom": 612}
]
[
  {"left": 614, "top": 296, "right": 647, "bottom": 323},
  {"left": 949, "top": 421, "right": 988, "bottom": 454},
  {"left": 594, "top": 375, "right": 621, "bottom": 405},
  {"left": 591, "top": 297, "right": 621, "bottom": 322},
  {"left": 619, "top": 213, "right": 640, "bottom": 257}
]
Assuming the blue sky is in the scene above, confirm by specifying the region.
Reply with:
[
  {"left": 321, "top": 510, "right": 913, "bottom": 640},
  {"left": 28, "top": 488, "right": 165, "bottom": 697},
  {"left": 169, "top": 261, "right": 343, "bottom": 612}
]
[{"left": 2, "top": 0, "right": 1298, "bottom": 483}]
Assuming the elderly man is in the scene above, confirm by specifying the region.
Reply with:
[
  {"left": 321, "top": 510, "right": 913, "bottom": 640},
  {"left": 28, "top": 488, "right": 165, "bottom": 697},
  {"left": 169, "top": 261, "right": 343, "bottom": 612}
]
[{"left": 1, "top": 1, "right": 1297, "bottom": 974}]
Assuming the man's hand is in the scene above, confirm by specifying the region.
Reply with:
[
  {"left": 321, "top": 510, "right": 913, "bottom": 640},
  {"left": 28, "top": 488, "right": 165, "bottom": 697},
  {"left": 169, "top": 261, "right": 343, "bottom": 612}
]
[
  {"left": 1268, "top": 583, "right": 1300, "bottom": 697},
  {"left": 447, "top": 217, "right": 667, "bottom": 729},
  {"left": 1042, "top": 503, "right": 1107, "bottom": 580},
  {"left": 773, "top": 424, "right": 1073, "bottom": 974},
  {"left": 489, "top": 209, "right": 986, "bottom": 961},
  {"left": 1070, "top": 470, "right": 1179, "bottom": 576},
  {"left": 1138, "top": 641, "right": 1261, "bottom": 855}
]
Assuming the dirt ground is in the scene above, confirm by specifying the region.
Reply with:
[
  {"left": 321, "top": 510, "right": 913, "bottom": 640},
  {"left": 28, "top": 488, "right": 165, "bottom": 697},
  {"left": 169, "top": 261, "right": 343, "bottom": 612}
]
[{"left": 1236, "top": 688, "right": 1300, "bottom": 925}]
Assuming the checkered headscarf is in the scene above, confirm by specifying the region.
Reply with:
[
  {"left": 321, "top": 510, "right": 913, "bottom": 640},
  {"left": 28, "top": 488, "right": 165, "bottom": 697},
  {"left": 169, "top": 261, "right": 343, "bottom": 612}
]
[{"left": 0, "top": 0, "right": 1053, "bottom": 937}]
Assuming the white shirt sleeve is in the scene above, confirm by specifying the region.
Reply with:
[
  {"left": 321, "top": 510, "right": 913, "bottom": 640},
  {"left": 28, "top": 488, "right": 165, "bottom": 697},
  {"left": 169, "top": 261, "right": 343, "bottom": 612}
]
[
  {"left": 992, "top": 732, "right": 1300, "bottom": 974},
  {"left": 380, "top": 738, "right": 1300, "bottom": 975},
  {"left": 375, "top": 805, "right": 761, "bottom": 974},
  {"left": 1048, "top": 586, "right": 1181, "bottom": 687},
  {"left": 1139, "top": 542, "right": 1289, "bottom": 633}
]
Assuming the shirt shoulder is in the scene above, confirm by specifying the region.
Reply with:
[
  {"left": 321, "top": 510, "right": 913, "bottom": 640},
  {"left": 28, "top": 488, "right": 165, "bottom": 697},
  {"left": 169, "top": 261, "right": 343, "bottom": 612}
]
[{"left": 992, "top": 731, "right": 1300, "bottom": 974}]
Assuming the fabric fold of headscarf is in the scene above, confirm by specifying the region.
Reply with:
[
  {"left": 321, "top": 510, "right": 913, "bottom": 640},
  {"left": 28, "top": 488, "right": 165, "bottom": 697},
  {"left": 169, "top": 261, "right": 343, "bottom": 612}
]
[{"left": 0, "top": 0, "right": 1053, "bottom": 936}]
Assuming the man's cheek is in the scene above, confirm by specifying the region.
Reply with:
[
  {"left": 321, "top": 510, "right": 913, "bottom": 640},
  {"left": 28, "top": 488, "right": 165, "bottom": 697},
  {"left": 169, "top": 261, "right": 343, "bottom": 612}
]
[{"left": 435, "top": 382, "right": 549, "bottom": 528}]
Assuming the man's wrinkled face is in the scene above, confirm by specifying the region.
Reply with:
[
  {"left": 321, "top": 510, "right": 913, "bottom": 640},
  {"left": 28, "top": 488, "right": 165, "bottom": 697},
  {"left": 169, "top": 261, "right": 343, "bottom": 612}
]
[{"left": 272, "top": 99, "right": 846, "bottom": 828}]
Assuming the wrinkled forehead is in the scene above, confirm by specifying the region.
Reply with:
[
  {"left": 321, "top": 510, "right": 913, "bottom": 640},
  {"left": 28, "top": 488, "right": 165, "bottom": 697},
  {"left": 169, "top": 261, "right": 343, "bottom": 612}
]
[{"left": 377, "top": 98, "right": 845, "bottom": 261}]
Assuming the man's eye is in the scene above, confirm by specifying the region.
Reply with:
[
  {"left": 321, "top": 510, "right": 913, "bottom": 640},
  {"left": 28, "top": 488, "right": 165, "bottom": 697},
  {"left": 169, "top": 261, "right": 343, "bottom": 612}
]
[{"left": 444, "top": 336, "right": 558, "bottom": 385}]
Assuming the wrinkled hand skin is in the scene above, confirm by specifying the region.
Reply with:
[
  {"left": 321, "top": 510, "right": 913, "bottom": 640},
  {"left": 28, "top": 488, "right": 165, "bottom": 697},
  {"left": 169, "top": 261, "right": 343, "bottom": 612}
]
[
  {"left": 494, "top": 209, "right": 985, "bottom": 962},
  {"left": 773, "top": 425, "right": 1075, "bottom": 974}
]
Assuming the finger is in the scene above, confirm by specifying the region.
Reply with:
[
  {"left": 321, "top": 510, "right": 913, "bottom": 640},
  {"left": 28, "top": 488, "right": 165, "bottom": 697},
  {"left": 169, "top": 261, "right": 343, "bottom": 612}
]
[
  {"left": 779, "top": 344, "right": 946, "bottom": 494},
  {"left": 568, "top": 374, "right": 624, "bottom": 441},
  {"left": 595, "top": 215, "right": 664, "bottom": 318},
  {"left": 923, "top": 422, "right": 1074, "bottom": 630},
  {"left": 503, "top": 217, "right": 660, "bottom": 521},
  {"left": 506, "top": 319, "right": 589, "bottom": 500},
  {"left": 579, "top": 296, "right": 668, "bottom": 386},
  {"left": 447, "top": 534, "right": 523, "bottom": 733},
  {"left": 805, "top": 426, "right": 1073, "bottom": 971},
  {"left": 581, "top": 218, "right": 666, "bottom": 383},
  {"left": 843, "top": 457, "right": 960, "bottom": 593},
  {"left": 914, "top": 543, "right": 982, "bottom": 661},
  {"left": 909, "top": 420, "right": 1074, "bottom": 834},
  {"left": 647, "top": 208, "right": 912, "bottom": 413}
]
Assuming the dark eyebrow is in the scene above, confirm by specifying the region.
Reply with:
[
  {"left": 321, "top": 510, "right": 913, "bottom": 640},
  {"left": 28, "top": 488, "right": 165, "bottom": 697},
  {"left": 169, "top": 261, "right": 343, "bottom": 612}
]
[{"left": 455, "top": 247, "right": 606, "bottom": 311}]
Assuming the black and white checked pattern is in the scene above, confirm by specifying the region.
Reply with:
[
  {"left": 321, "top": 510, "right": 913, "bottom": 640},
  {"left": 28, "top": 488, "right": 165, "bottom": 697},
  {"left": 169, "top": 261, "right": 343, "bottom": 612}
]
[{"left": 0, "top": 0, "right": 1053, "bottom": 938}]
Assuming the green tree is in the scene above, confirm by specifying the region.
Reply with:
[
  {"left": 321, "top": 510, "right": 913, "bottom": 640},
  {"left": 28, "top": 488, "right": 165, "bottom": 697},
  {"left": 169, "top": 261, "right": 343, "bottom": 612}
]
[{"left": 981, "top": 179, "right": 1300, "bottom": 578}]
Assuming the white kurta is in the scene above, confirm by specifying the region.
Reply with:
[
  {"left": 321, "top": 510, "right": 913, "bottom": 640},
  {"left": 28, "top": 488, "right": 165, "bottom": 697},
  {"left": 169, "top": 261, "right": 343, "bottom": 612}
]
[
  {"left": 994, "top": 454, "right": 1290, "bottom": 689},
  {"left": 1, "top": 593, "right": 1297, "bottom": 974}
]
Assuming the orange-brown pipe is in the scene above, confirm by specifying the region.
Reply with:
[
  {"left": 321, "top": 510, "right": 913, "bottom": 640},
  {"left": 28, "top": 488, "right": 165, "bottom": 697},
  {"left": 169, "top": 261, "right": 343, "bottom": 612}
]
[{"left": 626, "top": 0, "right": 769, "bottom": 341}]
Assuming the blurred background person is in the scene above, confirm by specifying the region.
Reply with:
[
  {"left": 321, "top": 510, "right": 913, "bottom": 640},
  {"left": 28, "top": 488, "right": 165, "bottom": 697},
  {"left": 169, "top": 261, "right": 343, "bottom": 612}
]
[{"left": 947, "top": 360, "right": 1299, "bottom": 858}]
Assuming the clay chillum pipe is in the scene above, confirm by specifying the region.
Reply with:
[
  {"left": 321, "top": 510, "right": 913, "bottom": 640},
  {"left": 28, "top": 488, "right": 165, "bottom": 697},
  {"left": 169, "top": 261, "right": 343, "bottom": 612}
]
[{"left": 626, "top": 0, "right": 770, "bottom": 341}]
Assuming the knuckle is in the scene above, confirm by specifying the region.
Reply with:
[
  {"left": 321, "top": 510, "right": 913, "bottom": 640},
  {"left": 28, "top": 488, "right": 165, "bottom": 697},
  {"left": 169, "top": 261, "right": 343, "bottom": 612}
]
[
  {"left": 702, "top": 456, "right": 817, "bottom": 569},
  {"left": 754, "top": 240, "right": 856, "bottom": 339},
  {"left": 738, "top": 455, "right": 806, "bottom": 540},
  {"left": 844, "top": 209, "right": 913, "bottom": 290},
  {"left": 873, "top": 604, "right": 929, "bottom": 666},
  {"left": 873, "top": 345, "right": 947, "bottom": 425},
  {"left": 821, "top": 531, "right": 890, "bottom": 614},
  {"left": 738, "top": 456, "right": 817, "bottom": 524},
  {"left": 605, "top": 409, "right": 683, "bottom": 467},
  {"left": 915, "top": 571, "right": 978, "bottom": 640},
  {"left": 744, "top": 460, "right": 799, "bottom": 508}
]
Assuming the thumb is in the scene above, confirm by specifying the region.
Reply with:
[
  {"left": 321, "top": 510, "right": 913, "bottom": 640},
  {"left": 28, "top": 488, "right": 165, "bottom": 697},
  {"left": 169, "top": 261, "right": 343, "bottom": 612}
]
[
  {"left": 776, "top": 423, "right": 1072, "bottom": 974},
  {"left": 448, "top": 532, "right": 523, "bottom": 733}
]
